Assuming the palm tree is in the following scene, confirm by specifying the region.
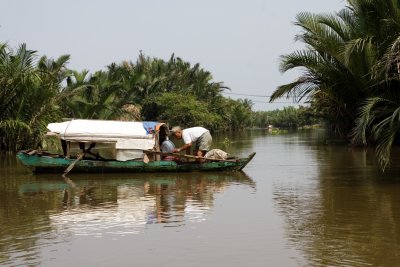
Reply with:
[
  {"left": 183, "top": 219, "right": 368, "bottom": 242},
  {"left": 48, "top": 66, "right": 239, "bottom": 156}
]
[
  {"left": 270, "top": 9, "right": 377, "bottom": 137},
  {"left": 350, "top": 0, "right": 400, "bottom": 170},
  {"left": 0, "top": 43, "right": 37, "bottom": 123},
  {"left": 352, "top": 94, "right": 400, "bottom": 170},
  {"left": 271, "top": 0, "right": 400, "bottom": 169},
  {"left": 0, "top": 43, "right": 69, "bottom": 151},
  {"left": 61, "top": 70, "right": 120, "bottom": 119}
]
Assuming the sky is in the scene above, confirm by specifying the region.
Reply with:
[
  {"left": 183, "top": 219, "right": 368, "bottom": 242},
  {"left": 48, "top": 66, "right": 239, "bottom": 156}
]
[{"left": 1, "top": 0, "right": 345, "bottom": 111}]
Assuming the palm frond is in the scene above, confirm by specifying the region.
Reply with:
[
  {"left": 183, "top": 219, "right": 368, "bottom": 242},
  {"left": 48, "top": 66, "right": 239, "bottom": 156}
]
[{"left": 352, "top": 97, "right": 385, "bottom": 144}]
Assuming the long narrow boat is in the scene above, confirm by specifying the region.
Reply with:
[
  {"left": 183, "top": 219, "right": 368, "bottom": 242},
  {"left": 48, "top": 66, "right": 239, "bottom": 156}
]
[
  {"left": 17, "top": 119, "right": 256, "bottom": 173},
  {"left": 17, "top": 150, "right": 256, "bottom": 173}
]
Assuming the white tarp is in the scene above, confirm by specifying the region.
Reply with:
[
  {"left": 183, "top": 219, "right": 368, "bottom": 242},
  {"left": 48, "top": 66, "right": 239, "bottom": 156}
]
[
  {"left": 47, "top": 119, "right": 152, "bottom": 141},
  {"left": 47, "top": 120, "right": 158, "bottom": 161},
  {"left": 115, "top": 139, "right": 155, "bottom": 161}
]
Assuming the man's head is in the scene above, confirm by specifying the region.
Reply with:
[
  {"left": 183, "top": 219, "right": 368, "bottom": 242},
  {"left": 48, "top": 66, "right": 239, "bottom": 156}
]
[{"left": 170, "top": 126, "right": 182, "bottom": 139}]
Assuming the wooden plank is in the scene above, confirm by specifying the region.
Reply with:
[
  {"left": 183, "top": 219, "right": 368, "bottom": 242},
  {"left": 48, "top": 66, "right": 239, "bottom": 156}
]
[
  {"left": 143, "top": 150, "right": 238, "bottom": 163},
  {"left": 62, "top": 153, "right": 85, "bottom": 176},
  {"left": 27, "top": 150, "right": 38, "bottom": 155}
]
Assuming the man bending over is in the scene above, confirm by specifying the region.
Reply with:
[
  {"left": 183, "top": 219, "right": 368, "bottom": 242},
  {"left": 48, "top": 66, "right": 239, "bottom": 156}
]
[{"left": 171, "top": 126, "right": 212, "bottom": 157}]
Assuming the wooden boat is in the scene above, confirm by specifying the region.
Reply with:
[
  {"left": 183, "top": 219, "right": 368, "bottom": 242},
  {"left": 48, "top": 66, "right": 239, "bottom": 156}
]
[
  {"left": 17, "top": 150, "right": 255, "bottom": 173},
  {"left": 17, "top": 119, "right": 255, "bottom": 173}
]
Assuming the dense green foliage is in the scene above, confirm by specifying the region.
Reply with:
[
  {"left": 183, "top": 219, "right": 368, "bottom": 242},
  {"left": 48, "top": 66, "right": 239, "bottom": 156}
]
[
  {"left": 252, "top": 106, "right": 320, "bottom": 129},
  {"left": 271, "top": 0, "right": 400, "bottom": 170},
  {"left": 0, "top": 44, "right": 69, "bottom": 151},
  {"left": 6, "top": 0, "right": 400, "bottom": 172},
  {"left": 142, "top": 92, "right": 222, "bottom": 129},
  {"left": 0, "top": 46, "right": 258, "bottom": 151}
]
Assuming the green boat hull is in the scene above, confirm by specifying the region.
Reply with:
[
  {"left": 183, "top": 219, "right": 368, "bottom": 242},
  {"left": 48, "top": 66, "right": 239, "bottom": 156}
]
[{"left": 17, "top": 151, "right": 256, "bottom": 173}]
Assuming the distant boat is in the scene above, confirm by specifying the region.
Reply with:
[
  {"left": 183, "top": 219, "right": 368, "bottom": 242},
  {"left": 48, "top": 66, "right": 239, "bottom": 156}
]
[{"left": 17, "top": 119, "right": 255, "bottom": 174}]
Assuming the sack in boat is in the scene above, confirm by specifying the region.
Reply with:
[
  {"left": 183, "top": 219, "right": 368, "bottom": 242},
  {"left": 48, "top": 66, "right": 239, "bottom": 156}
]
[{"left": 205, "top": 149, "right": 230, "bottom": 160}]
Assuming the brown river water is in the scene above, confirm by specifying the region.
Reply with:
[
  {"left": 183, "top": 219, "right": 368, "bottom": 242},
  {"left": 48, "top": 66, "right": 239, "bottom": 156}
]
[{"left": 1, "top": 129, "right": 400, "bottom": 267}]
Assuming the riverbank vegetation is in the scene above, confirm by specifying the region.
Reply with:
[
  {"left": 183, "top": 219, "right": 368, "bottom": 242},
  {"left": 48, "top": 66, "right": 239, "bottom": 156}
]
[
  {"left": 252, "top": 106, "right": 319, "bottom": 129},
  {"left": 2, "top": 0, "right": 400, "bottom": 171},
  {"left": 0, "top": 44, "right": 257, "bottom": 152},
  {"left": 270, "top": 0, "right": 400, "bottom": 170}
]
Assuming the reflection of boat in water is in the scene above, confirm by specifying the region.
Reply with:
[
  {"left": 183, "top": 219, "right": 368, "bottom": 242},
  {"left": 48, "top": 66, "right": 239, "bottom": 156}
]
[
  {"left": 17, "top": 119, "right": 256, "bottom": 173},
  {"left": 18, "top": 172, "right": 255, "bottom": 236},
  {"left": 18, "top": 171, "right": 256, "bottom": 196}
]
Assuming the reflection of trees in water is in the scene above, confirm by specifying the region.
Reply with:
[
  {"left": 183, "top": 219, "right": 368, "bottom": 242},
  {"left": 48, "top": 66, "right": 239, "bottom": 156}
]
[
  {"left": 0, "top": 154, "right": 53, "bottom": 265},
  {"left": 59, "top": 172, "right": 256, "bottom": 225},
  {"left": 273, "top": 145, "right": 400, "bottom": 267},
  {"left": 144, "top": 172, "right": 255, "bottom": 224},
  {"left": 0, "top": 171, "right": 255, "bottom": 266}
]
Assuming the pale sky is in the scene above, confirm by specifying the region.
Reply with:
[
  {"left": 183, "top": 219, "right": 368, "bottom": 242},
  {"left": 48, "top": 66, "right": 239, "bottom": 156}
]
[{"left": 1, "top": 0, "right": 345, "bottom": 111}]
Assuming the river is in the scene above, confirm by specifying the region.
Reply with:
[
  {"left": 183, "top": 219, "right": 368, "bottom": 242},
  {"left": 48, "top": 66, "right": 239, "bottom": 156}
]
[{"left": 1, "top": 129, "right": 400, "bottom": 267}]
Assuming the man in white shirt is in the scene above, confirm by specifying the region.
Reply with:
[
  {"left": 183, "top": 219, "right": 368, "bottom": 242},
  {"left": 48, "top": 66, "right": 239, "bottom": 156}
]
[{"left": 170, "top": 126, "right": 212, "bottom": 157}]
